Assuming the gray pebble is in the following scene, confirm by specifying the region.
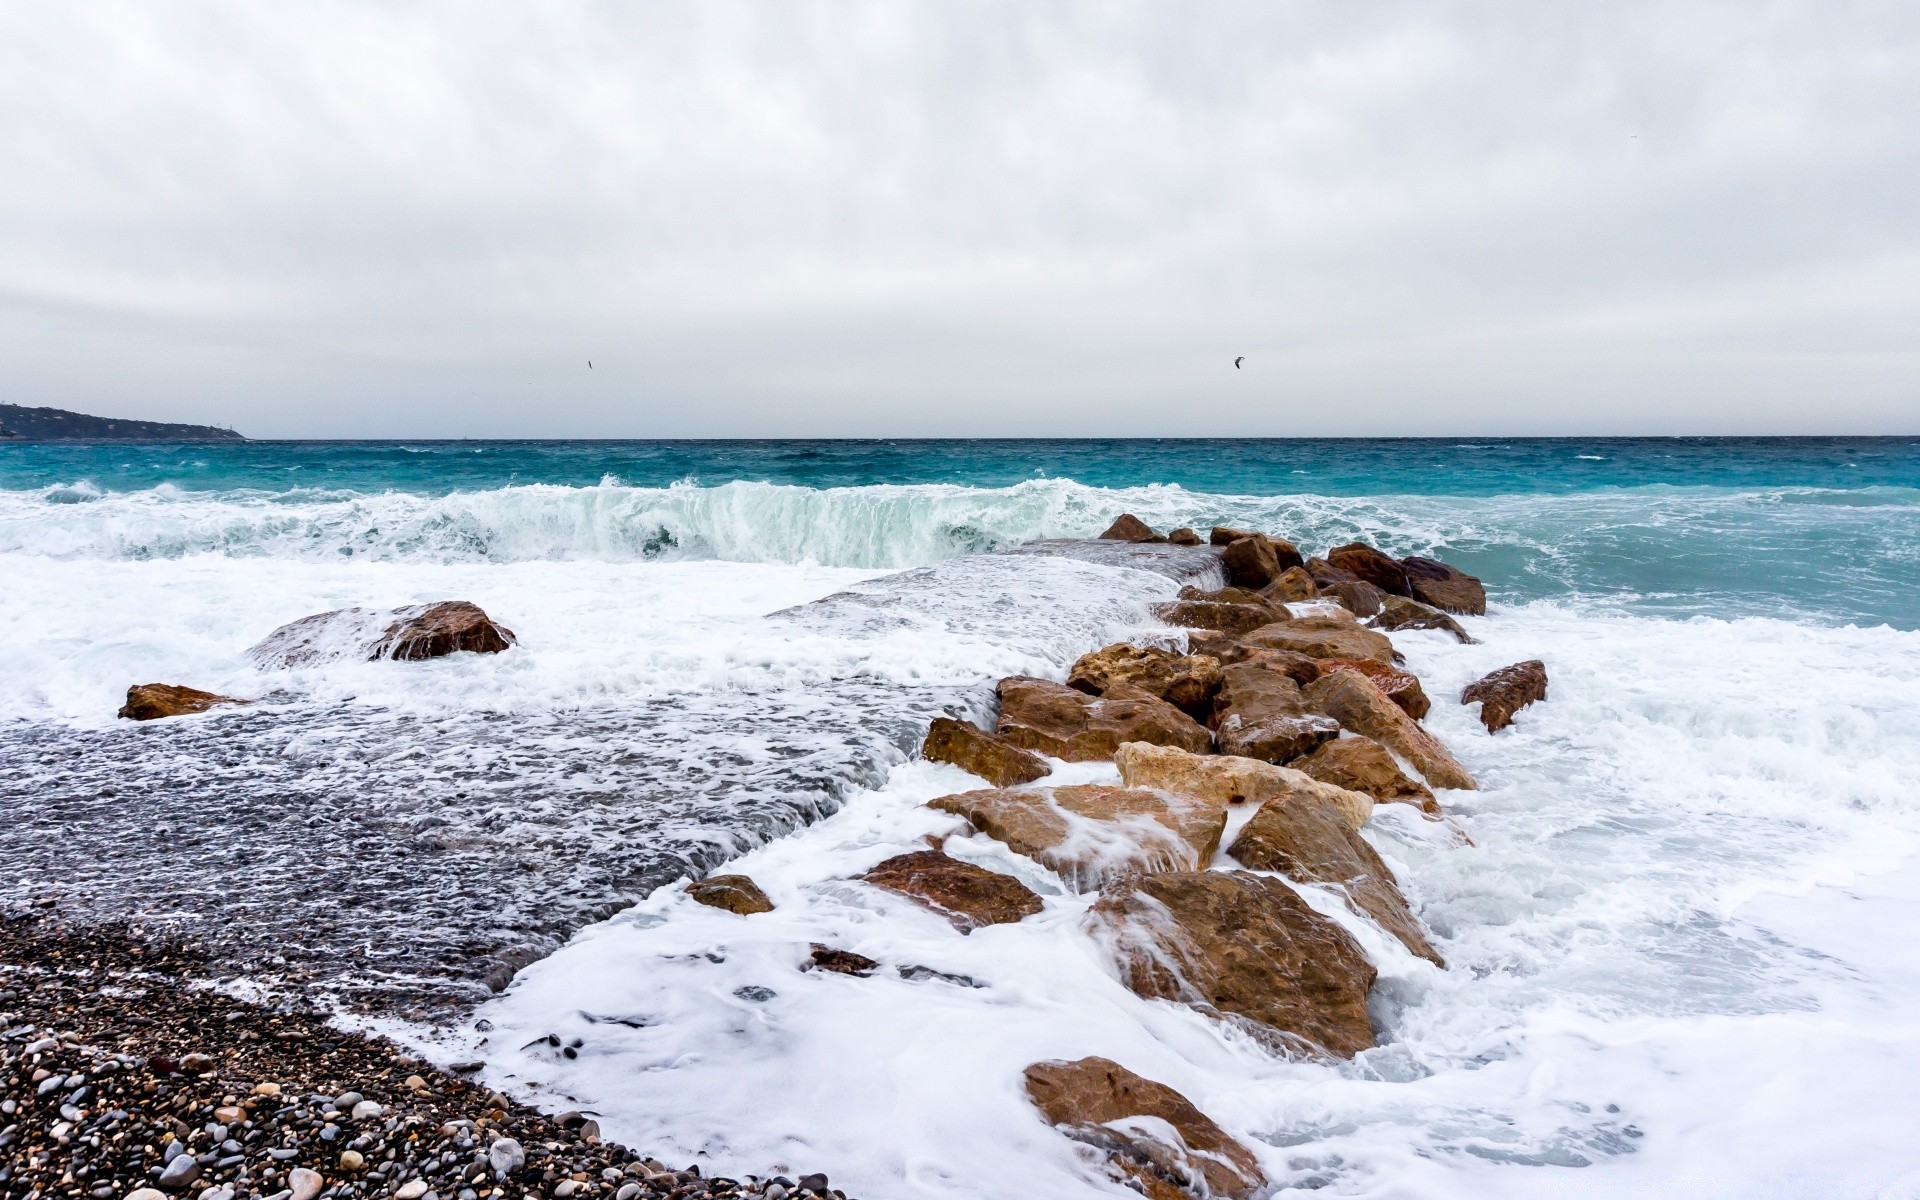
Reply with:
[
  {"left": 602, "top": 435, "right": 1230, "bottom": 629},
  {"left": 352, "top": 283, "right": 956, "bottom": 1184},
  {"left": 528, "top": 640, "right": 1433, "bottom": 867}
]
[
  {"left": 157, "top": 1153, "right": 202, "bottom": 1188},
  {"left": 488, "top": 1136, "right": 525, "bottom": 1180}
]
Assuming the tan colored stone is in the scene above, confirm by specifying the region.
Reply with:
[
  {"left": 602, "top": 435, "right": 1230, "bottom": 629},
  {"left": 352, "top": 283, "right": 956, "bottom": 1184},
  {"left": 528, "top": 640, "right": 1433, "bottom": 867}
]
[
  {"left": 1260, "top": 565, "right": 1317, "bottom": 603},
  {"left": 1177, "top": 584, "right": 1275, "bottom": 608},
  {"left": 1462, "top": 659, "right": 1549, "bottom": 732},
  {"left": 1153, "top": 599, "right": 1278, "bottom": 637},
  {"left": 1304, "top": 671, "right": 1477, "bottom": 790},
  {"left": 1239, "top": 618, "right": 1396, "bottom": 665},
  {"left": 685, "top": 874, "right": 774, "bottom": 915},
  {"left": 1089, "top": 871, "right": 1377, "bottom": 1058},
  {"left": 1166, "top": 527, "right": 1203, "bottom": 546},
  {"left": 1067, "top": 644, "right": 1223, "bottom": 719},
  {"left": 921, "top": 716, "right": 1051, "bottom": 787},
  {"left": 117, "top": 683, "right": 245, "bottom": 721},
  {"left": 1316, "top": 658, "right": 1430, "bottom": 720},
  {"left": 1115, "top": 741, "right": 1372, "bottom": 829},
  {"left": 1208, "top": 664, "right": 1339, "bottom": 764},
  {"left": 995, "top": 676, "right": 1212, "bottom": 762},
  {"left": 929, "top": 783, "right": 1228, "bottom": 891},
  {"left": 863, "top": 849, "right": 1043, "bottom": 931},
  {"left": 1024, "top": 1057, "right": 1265, "bottom": 1200},
  {"left": 1230, "top": 792, "right": 1444, "bottom": 965},
  {"left": 1291, "top": 736, "right": 1439, "bottom": 815}
]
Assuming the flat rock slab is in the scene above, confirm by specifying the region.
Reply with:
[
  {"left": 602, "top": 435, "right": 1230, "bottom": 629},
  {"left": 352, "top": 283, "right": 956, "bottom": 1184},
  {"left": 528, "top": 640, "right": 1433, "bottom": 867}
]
[
  {"left": 995, "top": 676, "right": 1212, "bottom": 762},
  {"left": 685, "top": 874, "right": 774, "bottom": 915},
  {"left": 249, "top": 600, "right": 516, "bottom": 668},
  {"left": 1304, "top": 671, "right": 1477, "bottom": 791},
  {"left": 1116, "top": 741, "right": 1372, "bottom": 830},
  {"left": 1229, "top": 791, "right": 1445, "bottom": 965},
  {"left": 921, "top": 717, "right": 1051, "bottom": 787},
  {"left": 863, "top": 848, "right": 1044, "bottom": 931},
  {"left": 929, "top": 783, "right": 1227, "bottom": 892},
  {"left": 1025, "top": 1056, "right": 1266, "bottom": 1200},
  {"left": 1152, "top": 599, "right": 1279, "bottom": 636},
  {"left": 117, "top": 683, "right": 246, "bottom": 721},
  {"left": 1462, "top": 659, "right": 1549, "bottom": 732},
  {"left": 1089, "top": 870, "right": 1378, "bottom": 1058},
  {"left": 1291, "top": 736, "right": 1438, "bottom": 815},
  {"left": 1240, "top": 617, "right": 1396, "bottom": 666}
]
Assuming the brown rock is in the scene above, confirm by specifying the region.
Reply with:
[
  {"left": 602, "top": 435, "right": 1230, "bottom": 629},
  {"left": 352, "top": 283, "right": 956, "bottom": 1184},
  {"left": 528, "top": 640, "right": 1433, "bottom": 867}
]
[
  {"left": 1024, "top": 1057, "right": 1265, "bottom": 1200},
  {"left": 685, "top": 874, "right": 774, "bottom": 915},
  {"left": 1209, "top": 526, "right": 1262, "bottom": 546},
  {"left": 1260, "top": 565, "right": 1317, "bottom": 603},
  {"left": 1068, "top": 644, "right": 1223, "bottom": 719},
  {"left": 996, "top": 676, "right": 1212, "bottom": 761},
  {"left": 250, "top": 601, "right": 516, "bottom": 667},
  {"left": 1462, "top": 659, "right": 1549, "bottom": 732},
  {"left": 922, "top": 717, "right": 1051, "bottom": 787},
  {"left": 1182, "top": 629, "right": 1241, "bottom": 660},
  {"left": 929, "top": 783, "right": 1228, "bottom": 890},
  {"left": 1222, "top": 535, "right": 1304, "bottom": 588},
  {"left": 1178, "top": 584, "right": 1274, "bottom": 608},
  {"left": 1318, "top": 579, "right": 1385, "bottom": 618},
  {"left": 1229, "top": 792, "right": 1444, "bottom": 965},
  {"left": 1401, "top": 556, "right": 1487, "bottom": 615},
  {"left": 1227, "top": 647, "right": 1323, "bottom": 684},
  {"left": 1099, "top": 514, "right": 1163, "bottom": 542},
  {"left": 1115, "top": 741, "right": 1372, "bottom": 829},
  {"left": 117, "top": 683, "right": 245, "bottom": 721},
  {"left": 1371, "top": 595, "right": 1473, "bottom": 644},
  {"left": 1292, "top": 737, "right": 1439, "bottom": 814},
  {"left": 1089, "top": 871, "right": 1377, "bottom": 1057},
  {"left": 1208, "top": 664, "right": 1340, "bottom": 764},
  {"left": 1153, "top": 599, "right": 1278, "bottom": 637},
  {"left": 807, "top": 944, "right": 879, "bottom": 975},
  {"left": 1326, "top": 542, "right": 1411, "bottom": 596},
  {"left": 1316, "top": 659, "right": 1430, "bottom": 720},
  {"left": 1304, "top": 671, "right": 1477, "bottom": 790},
  {"left": 863, "top": 849, "right": 1043, "bottom": 931},
  {"left": 1239, "top": 617, "right": 1395, "bottom": 665},
  {"left": 1304, "top": 556, "right": 1359, "bottom": 587},
  {"left": 1166, "top": 527, "right": 1203, "bottom": 546}
]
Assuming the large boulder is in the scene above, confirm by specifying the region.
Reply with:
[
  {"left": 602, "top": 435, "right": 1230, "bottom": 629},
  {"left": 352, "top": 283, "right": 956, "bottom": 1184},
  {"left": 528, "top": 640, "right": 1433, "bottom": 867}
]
[
  {"left": 1088, "top": 871, "right": 1377, "bottom": 1058},
  {"left": 1239, "top": 615, "right": 1396, "bottom": 665},
  {"left": 1371, "top": 595, "right": 1473, "bottom": 644},
  {"left": 1317, "top": 579, "right": 1385, "bottom": 618},
  {"left": 996, "top": 677, "right": 1212, "bottom": 761},
  {"left": 1153, "top": 599, "right": 1278, "bottom": 637},
  {"left": 1116, "top": 741, "right": 1371, "bottom": 829},
  {"left": 863, "top": 849, "right": 1043, "bottom": 932},
  {"left": 1166, "top": 527, "right": 1203, "bottom": 546},
  {"left": 1099, "top": 514, "right": 1164, "bottom": 543},
  {"left": 685, "top": 874, "right": 774, "bottom": 915},
  {"left": 117, "top": 683, "right": 245, "bottom": 722},
  {"left": 1024, "top": 1057, "right": 1265, "bottom": 1200},
  {"left": 922, "top": 717, "right": 1051, "bottom": 787},
  {"left": 1209, "top": 526, "right": 1262, "bottom": 546},
  {"left": 1068, "top": 644, "right": 1223, "bottom": 720},
  {"left": 1303, "top": 672, "right": 1477, "bottom": 790},
  {"left": 929, "top": 783, "right": 1228, "bottom": 891},
  {"left": 1260, "top": 565, "right": 1317, "bottom": 603},
  {"left": 1208, "top": 664, "right": 1340, "bottom": 764},
  {"left": 1326, "top": 542, "right": 1410, "bottom": 596},
  {"left": 1462, "top": 659, "right": 1549, "bottom": 732},
  {"left": 1315, "top": 659, "right": 1430, "bottom": 720},
  {"left": 250, "top": 601, "right": 515, "bottom": 668},
  {"left": 1303, "top": 556, "right": 1358, "bottom": 587},
  {"left": 1401, "top": 556, "right": 1487, "bottom": 615},
  {"left": 1291, "top": 737, "right": 1439, "bottom": 815},
  {"left": 1221, "top": 535, "right": 1303, "bottom": 589},
  {"left": 1229, "top": 792, "right": 1444, "bottom": 965}
]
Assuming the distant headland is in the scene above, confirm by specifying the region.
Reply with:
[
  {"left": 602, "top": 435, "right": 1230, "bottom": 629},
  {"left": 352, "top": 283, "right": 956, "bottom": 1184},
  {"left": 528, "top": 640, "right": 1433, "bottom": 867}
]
[{"left": 0, "top": 403, "right": 245, "bottom": 442}]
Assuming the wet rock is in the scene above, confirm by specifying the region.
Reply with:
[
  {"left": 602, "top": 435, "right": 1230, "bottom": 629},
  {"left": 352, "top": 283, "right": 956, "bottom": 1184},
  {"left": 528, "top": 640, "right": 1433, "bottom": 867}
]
[
  {"left": 807, "top": 945, "right": 880, "bottom": 976},
  {"left": 1371, "top": 595, "right": 1473, "bottom": 644},
  {"left": 1024, "top": 1056, "right": 1265, "bottom": 1200},
  {"left": 1222, "top": 646, "right": 1324, "bottom": 685},
  {"left": 1260, "top": 565, "right": 1318, "bottom": 603},
  {"left": 686, "top": 874, "right": 775, "bottom": 915},
  {"left": 1088, "top": 870, "right": 1377, "bottom": 1058},
  {"left": 1209, "top": 526, "right": 1262, "bottom": 546},
  {"left": 929, "top": 783, "right": 1228, "bottom": 891},
  {"left": 1304, "top": 671, "right": 1476, "bottom": 790},
  {"left": 1317, "top": 578, "right": 1385, "bottom": 618},
  {"left": 1239, "top": 614, "right": 1396, "bottom": 665},
  {"left": 1461, "top": 659, "right": 1549, "bottom": 732},
  {"left": 1166, "top": 527, "right": 1203, "bottom": 546},
  {"left": 863, "top": 848, "right": 1044, "bottom": 931},
  {"left": 1177, "top": 584, "right": 1275, "bottom": 608},
  {"left": 1326, "top": 542, "right": 1411, "bottom": 596},
  {"left": 116, "top": 683, "right": 246, "bottom": 722},
  {"left": 995, "top": 676, "right": 1212, "bottom": 762},
  {"left": 1115, "top": 741, "right": 1372, "bottom": 830},
  {"left": 1291, "top": 736, "right": 1438, "bottom": 814},
  {"left": 487, "top": 1137, "right": 524, "bottom": 1179},
  {"left": 157, "top": 1154, "right": 202, "bottom": 1189},
  {"left": 1315, "top": 659, "right": 1430, "bottom": 720},
  {"left": 1222, "top": 535, "right": 1303, "bottom": 589},
  {"left": 1152, "top": 599, "right": 1278, "bottom": 637},
  {"left": 1099, "top": 514, "right": 1164, "bottom": 542},
  {"left": 1401, "top": 556, "right": 1487, "bottom": 615},
  {"left": 1067, "top": 644, "right": 1223, "bottom": 719},
  {"left": 1208, "top": 664, "right": 1340, "bottom": 764},
  {"left": 250, "top": 601, "right": 516, "bottom": 667},
  {"left": 1229, "top": 790, "right": 1444, "bottom": 965},
  {"left": 921, "top": 716, "right": 1051, "bottom": 787},
  {"left": 1303, "top": 556, "right": 1358, "bottom": 587}
]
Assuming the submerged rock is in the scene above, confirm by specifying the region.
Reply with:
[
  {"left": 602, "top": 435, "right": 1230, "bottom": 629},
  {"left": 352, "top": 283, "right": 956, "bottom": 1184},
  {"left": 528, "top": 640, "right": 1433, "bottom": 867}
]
[
  {"left": 1068, "top": 643, "right": 1223, "bottom": 719},
  {"left": 685, "top": 874, "right": 774, "bottom": 915},
  {"left": 1304, "top": 672, "right": 1477, "bottom": 790},
  {"left": 250, "top": 600, "right": 516, "bottom": 668},
  {"left": 1116, "top": 741, "right": 1372, "bottom": 830},
  {"left": 929, "top": 782, "right": 1228, "bottom": 891},
  {"left": 1462, "top": 659, "right": 1549, "bottom": 732},
  {"left": 863, "top": 848, "right": 1044, "bottom": 931},
  {"left": 1401, "top": 555, "right": 1487, "bottom": 615},
  {"left": 117, "top": 683, "right": 245, "bottom": 721},
  {"left": 995, "top": 676, "right": 1212, "bottom": 762},
  {"left": 1239, "top": 614, "right": 1396, "bottom": 665},
  {"left": 1326, "top": 542, "right": 1411, "bottom": 596},
  {"left": 806, "top": 944, "right": 880, "bottom": 976},
  {"left": 1098, "top": 514, "right": 1164, "bottom": 543},
  {"left": 1088, "top": 870, "right": 1377, "bottom": 1058},
  {"left": 1291, "top": 736, "right": 1439, "bottom": 815},
  {"left": 1208, "top": 663, "right": 1341, "bottom": 764},
  {"left": 1315, "top": 658, "right": 1431, "bottom": 720},
  {"left": 1229, "top": 791, "right": 1444, "bottom": 965},
  {"left": 1371, "top": 595, "right": 1474, "bottom": 644},
  {"left": 1024, "top": 1056, "right": 1266, "bottom": 1200},
  {"left": 921, "top": 716, "right": 1051, "bottom": 787}
]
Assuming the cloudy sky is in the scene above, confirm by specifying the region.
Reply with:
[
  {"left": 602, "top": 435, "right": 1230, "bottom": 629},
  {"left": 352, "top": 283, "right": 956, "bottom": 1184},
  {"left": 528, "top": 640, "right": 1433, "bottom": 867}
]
[{"left": 2, "top": 2, "right": 1916, "bottom": 437}]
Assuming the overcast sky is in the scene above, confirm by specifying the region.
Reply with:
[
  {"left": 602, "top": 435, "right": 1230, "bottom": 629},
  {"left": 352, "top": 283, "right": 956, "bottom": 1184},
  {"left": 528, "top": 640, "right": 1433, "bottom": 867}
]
[{"left": 2, "top": 2, "right": 1916, "bottom": 438}]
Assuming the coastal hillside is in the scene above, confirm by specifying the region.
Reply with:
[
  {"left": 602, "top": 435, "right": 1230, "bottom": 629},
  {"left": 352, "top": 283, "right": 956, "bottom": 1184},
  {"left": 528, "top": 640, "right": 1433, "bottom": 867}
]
[{"left": 0, "top": 402, "right": 244, "bottom": 441}]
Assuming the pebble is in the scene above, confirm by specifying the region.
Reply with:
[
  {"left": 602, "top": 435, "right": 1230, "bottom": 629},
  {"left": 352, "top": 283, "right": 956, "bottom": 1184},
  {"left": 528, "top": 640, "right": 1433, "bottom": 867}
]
[
  {"left": 126, "top": 1190, "right": 168, "bottom": 1200},
  {"left": 252, "top": 1081, "right": 281, "bottom": 1096},
  {"left": 157, "top": 1153, "right": 202, "bottom": 1188},
  {"left": 332, "top": 1090, "right": 364, "bottom": 1109},
  {"left": 177, "top": 1052, "right": 214, "bottom": 1074},
  {"left": 350, "top": 1099, "right": 384, "bottom": 1120},
  {"left": 616, "top": 1185, "right": 642, "bottom": 1200},
  {"left": 488, "top": 1136, "right": 526, "bottom": 1179},
  {"left": 289, "top": 1169, "right": 325, "bottom": 1200},
  {"left": 394, "top": 1180, "right": 429, "bottom": 1199},
  {"left": 338, "top": 1148, "right": 365, "bottom": 1169}
]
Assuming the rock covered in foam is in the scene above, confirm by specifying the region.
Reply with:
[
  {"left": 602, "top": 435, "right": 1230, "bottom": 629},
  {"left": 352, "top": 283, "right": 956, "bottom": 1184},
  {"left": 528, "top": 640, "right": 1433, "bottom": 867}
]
[
  {"left": 117, "top": 683, "right": 245, "bottom": 721},
  {"left": 862, "top": 848, "right": 1043, "bottom": 932},
  {"left": 1023, "top": 1056, "right": 1266, "bottom": 1200},
  {"left": 1401, "top": 555, "right": 1487, "bottom": 615},
  {"left": 1208, "top": 663, "right": 1341, "bottom": 764},
  {"left": 1291, "top": 736, "right": 1438, "bottom": 814},
  {"left": 1067, "top": 643, "right": 1223, "bottom": 719},
  {"left": 1462, "top": 659, "right": 1549, "bottom": 732},
  {"left": 928, "top": 783, "right": 1228, "bottom": 891},
  {"left": 994, "top": 676, "right": 1212, "bottom": 762},
  {"left": 250, "top": 601, "right": 515, "bottom": 668},
  {"left": 1304, "top": 671, "right": 1477, "bottom": 790},
  {"left": 1088, "top": 870, "right": 1378, "bottom": 1058},
  {"left": 1115, "top": 741, "right": 1372, "bottom": 830},
  {"left": 920, "top": 716, "right": 1051, "bottom": 787}
]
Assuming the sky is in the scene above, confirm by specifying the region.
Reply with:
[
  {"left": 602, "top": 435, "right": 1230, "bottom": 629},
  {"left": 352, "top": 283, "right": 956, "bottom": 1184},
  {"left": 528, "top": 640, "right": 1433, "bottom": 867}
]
[{"left": 2, "top": 1, "right": 1917, "bottom": 438}]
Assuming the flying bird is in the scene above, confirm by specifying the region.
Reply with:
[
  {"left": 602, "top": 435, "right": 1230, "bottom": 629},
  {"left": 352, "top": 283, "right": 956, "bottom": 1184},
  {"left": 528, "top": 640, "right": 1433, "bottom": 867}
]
[
  {"left": 1234, "top": 357, "right": 1244, "bottom": 369},
  {"left": 588, "top": 361, "right": 593, "bottom": 369}
]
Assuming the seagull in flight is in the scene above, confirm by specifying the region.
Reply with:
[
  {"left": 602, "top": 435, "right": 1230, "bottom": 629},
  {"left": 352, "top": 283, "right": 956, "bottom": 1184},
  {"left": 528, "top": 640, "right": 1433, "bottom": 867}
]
[
  {"left": 588, "top": 360, "right": 593, "bottom": 369},
  {"left": 1234, "top": 356, "right": 1244, "bottom": 369}
]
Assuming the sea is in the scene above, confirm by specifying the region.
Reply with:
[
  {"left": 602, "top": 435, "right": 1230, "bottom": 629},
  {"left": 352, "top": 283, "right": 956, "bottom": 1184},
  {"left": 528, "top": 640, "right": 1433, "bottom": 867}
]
[{"left": 3, "top": 436, "right": 1919, "bottom": 1199}]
